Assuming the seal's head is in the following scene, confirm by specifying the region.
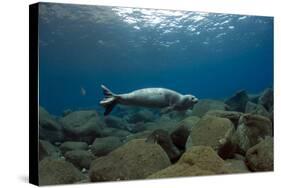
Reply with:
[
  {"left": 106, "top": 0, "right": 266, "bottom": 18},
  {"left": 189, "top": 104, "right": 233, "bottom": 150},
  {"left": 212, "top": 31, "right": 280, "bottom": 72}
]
[{"left": 178, "top": 94, "right": 198, "bottom": 110}]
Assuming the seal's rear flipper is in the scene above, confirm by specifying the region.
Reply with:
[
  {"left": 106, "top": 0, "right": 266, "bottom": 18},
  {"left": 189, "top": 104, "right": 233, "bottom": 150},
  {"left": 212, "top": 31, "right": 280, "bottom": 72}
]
[
  {"left": 100, "top": 85, "right": 118, "bottom": 116},
  {"left": 104, "top": 100, "right": 117, "bottom": 115}
]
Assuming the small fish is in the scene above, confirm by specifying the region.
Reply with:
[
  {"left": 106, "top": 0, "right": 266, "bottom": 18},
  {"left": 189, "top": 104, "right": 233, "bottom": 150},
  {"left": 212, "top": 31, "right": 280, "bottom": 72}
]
[{"left": 80, "top": 87, "right": 86, "bottom": 96}]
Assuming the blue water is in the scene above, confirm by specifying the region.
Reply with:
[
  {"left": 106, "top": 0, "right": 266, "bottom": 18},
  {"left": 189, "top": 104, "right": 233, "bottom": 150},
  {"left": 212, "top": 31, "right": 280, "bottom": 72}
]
[{"left": 38, "top": 3, "right": 273, "bottom": 115}]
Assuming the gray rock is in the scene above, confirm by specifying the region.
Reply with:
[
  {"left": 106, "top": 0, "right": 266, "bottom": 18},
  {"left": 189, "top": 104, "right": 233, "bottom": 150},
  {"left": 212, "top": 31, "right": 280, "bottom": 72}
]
[
  {"left": 258, "top": 88, "right": 273, "bottom": 112},
  {"left": 62, "top": 109, "right": 72, "bottom": 117},
  {"left": 64, "top": 150, "right": 96, "bottom": 169},
  {"left": 91, "top": 136, "right": 123, "bottom": 157},
  {"left": 248, "top": 94, "right": 260, "bottom": 103},
  {"left": 170, "top": 122, "right": 192, "bottom": 150},
  {"left": 245, "top": 101, "right": 270, "bottom": 118},
  {"left": 59, "top": 141, "right": 88, "bottom": 154},
  {"left": 39, "top": 106, "right": 64, "bottom": 143},
  {"left": 104, "top": 115, "right": 128, "bottom": 130},
  {"left": 225, "top": 90, "right": 249, "bottom": 112},
  {"left": 206, "top": 110, "right": 243, "bottom": 127},
  {"left": 60, "top": 110, "right": 103, "bottom": 143},
  {"left": 89, "top": 139, "right": 171, "bottom": 181},
  {"left": 246, "top": 137, "right": 273, "bottom": 171},
  {"left": 144, "top": 117, "right": 179, "bottom": 133},
  {"left": 125, "top": 130, "right": 153, "bottom": 142},
  {"left": 101, "top": 127, "right": 131, "bottom": 139},
  {"left": 224, "top": 159, "right": 250, "bottom": 173},
  {"left": 146, "top": 129, "right": 181, "bottom": 163},
  {"left": 234, "top": 114, "right": 272, "bottom": 154},
  {"left": 39, "top": 158, "right": 85, "bottom": 185},
  {"left": 186, "top": 115, "right": 235, "bottom": 153},
  {"left": 192, "top": 99, "right": 227, "bottom": 117},
  {"left": 126, "top": 109, "right": 155, "bottom": 123},
  {"left": 174, "top": 116, "right": 200, "bottom": 132},
  {"left": 39, "top": 140, "right": 61, "bottom": 161}
]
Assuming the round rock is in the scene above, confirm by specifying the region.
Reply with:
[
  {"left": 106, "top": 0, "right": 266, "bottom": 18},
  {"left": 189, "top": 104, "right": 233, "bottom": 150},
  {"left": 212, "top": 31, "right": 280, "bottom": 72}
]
[{"left": 89, "top": 139, "right": 171, "bottom": 181}]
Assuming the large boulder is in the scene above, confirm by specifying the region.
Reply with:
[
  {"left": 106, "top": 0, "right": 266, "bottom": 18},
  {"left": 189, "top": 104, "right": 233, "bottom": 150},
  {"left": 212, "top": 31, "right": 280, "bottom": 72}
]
[
  {"left": 64, "top": 150, "right": 96, "bottom": 170},
  {"left": 245, "top": 137, "right": 273, "bottom": 171},
  {"left": 59, "top": 141, "right": 88, "bottom": 154},
  {"left": 39, "top": 140, "right": 61, "bottom": 161},
  {"left": 39, "top": 106, "right": 64, "bottom": 143},
  {"left": 144, "top": 117, "right": 179, "bottom": 133},
  {"left": 104, "top": 115, "right": 128, "bottom": 130},
  {"left": 258, "top": 88, "right": 273, "bottom": 112},
  {"left": 206, "top": 110, "right": 243, "bottom": 127},
  {"left": 91, "top": 136, "right": 123, "bottom": 157},
  {"left": 147, "top": 146, "right": 226, "bottom": 179},
  {"left": 126, "top": 109, "right": 155, "bottom": 124},
  {"left": 174, "top": 116, "right": 200, "bottom": 132},
  {"left": 234, "top": 114, "right": 272, "bottom": 154},
  {"left": 60, "top": 110, "right": 103, "bottom": 143},
  {"left": 39, "top": 158, "right": 85, "bottom": 185},
  {"left": 125, "top": 130, "right": 153, "bottom": 142},
  {"left": 185, "top": 115, "right": 235, "bottom": 152},
  {"left": 89, "top": 139, "right": 171, "bottom": 181},
  {"left": 245, "top": 101, "right": 270, "bottom": 118},
  {"left": 223, "top": 159, "right": 250, "bottom": 173},
  {"left": 146, "top": 129, "right": 181, "bottom": 163},
  {"left": 169, "top": 116, "right": 200, "bottom": 150},
  {"left": 147, "top": 163, "right": 214, "bottom": 179},
  {"left": 101, "top": 127, "right": 130, "bottom": 139},
  {"left": 192, "top": 99, "right": 227, "bottom": 117},
  {"left": 225, "top": 90, "right": 249, "bottom": 112}
]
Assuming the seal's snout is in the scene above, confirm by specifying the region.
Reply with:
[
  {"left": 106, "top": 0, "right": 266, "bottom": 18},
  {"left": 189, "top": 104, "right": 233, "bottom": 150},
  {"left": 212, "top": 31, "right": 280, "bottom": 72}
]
[{"left": 191, "top": 96, "right": 198, "bottom": 104}]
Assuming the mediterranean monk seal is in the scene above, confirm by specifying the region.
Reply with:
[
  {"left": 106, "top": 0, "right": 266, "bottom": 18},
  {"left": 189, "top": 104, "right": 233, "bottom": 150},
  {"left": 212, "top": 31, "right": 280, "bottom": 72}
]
[{"left": 100, "top": 85, "right": 198, "bottom": 115}]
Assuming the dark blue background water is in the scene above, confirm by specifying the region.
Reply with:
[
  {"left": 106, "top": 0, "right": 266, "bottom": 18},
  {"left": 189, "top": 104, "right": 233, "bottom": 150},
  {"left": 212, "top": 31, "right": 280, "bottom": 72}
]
[{"left": 38, "top": 3, "right": 273, "bottom": 115}]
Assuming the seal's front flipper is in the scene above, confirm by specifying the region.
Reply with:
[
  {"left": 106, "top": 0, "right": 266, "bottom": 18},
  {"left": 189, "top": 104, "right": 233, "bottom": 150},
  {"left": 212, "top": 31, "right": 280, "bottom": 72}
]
[
  {"left": 100, "top": 85, "right": 118, "bottom": 115},
  {"left": 160, "top": 106, "right": 174, "bottom": 114}
]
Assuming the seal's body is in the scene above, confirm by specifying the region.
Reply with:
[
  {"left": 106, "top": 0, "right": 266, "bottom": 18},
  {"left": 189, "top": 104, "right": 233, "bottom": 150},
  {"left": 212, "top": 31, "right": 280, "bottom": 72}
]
[{"left": 100, "top": 85, "right": 198, "bottom": 115}]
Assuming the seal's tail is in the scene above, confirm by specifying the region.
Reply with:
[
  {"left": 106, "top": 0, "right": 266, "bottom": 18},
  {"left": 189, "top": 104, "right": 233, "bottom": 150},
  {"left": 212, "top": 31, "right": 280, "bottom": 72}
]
[{"left": 100, "top": 85, "right": 118, "bottom": 116}]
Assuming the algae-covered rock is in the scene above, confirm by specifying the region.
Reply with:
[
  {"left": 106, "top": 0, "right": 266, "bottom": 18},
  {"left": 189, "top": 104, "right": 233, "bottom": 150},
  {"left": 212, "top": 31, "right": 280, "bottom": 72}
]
[
  {"left": 258, "top": 88, "right": 273, "bottom": 112},
  {"left": 89, "top": 139, "right": 170, "bottom": 182},
  {"left": 59, "top": 141, "right": 88, "bottom": 154},
  {"left": 174, "top": 116, "right": 200, "bottom": 132},
  {"left": 64, "top": 150, "right": 96, "bottom": 170},
  {"left": 148, "top": 146, "right": 226, "bottom": 179},
  {"left": 234, "top": 114, "right": 272, "bottom": 154},
  {"left": 147, "top": 163, "right": 214, "bottom": 179},
  {"left": 39, "top": 140, "right": 61, "bottom": 161},
  {"left": 245, "top": 137, "right": 273, "bottom": 171},
  {"left": 245, "top": 101, "right": 270, "bottom": 118},
  {"left": 144, "top": 118, "right": 179, "bottom": 133},
  {"left": 39, "top": 106, "right": 64, "bottom": 143},
  {"left": 101, "top": 127, "right": 130, "bottom": 138},
  {"left": 60, "top": 110, "right": 103, "bottom": 143},
  {"left": 146, "top": 129, "right": 181, "bottom": 163},
  {"left": 39, "top": 158, "right": 85, "bottom": 185},
  {"left": 223, "top": 159, "right": 250, "bottom": 173},
  {"left": 206, "top": 110, "right": 243, "bottom": 126},
  {"left": 185, "top": 115, "right": 235, "bottom": 152},
  {"left": 225, "top": 90, "right": 249, "bottom": 112},
  {"left": 104, "top": 115, "right": 128, "bottom": 130},
  {"left": 192, "top": 99, "right": 227, "bottom": 117},
  {"left": 180, "top": 146, "right": 226, "bottom": 173},
  {"left": 126, "top": 109, "right": 155, "bottom": 123},
  {"left": 170, "top": 116, "right": 199, "bottom": 150},
  {"left": 91, "top": 136, "right": 123, "bottom": 157},
  {"left": 125, "top": 130, "right": 153, "bottom": 142}
]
